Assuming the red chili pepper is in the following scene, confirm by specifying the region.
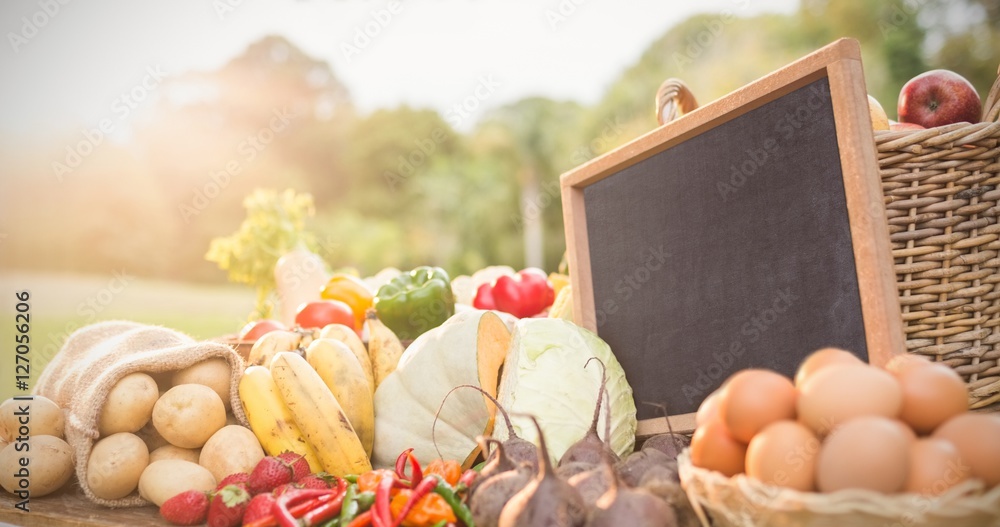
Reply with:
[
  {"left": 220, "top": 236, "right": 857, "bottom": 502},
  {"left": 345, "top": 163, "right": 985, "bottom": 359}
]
[
  {"left": 274, "top": 489, "right": 337, "bottom": 527},
  {"left": 458, "top": 469, "right": 477, "bottom": 489},
  {"left": 491, "top": 268, "right": 555, "bottom": 318},
  {"left": 301, "top": 490, "right": 346, "bottom": 526},
  {"left": 348, "top": 510, "right": 373, "bottom": 527},
  {"left": 393, "top": 448, "right": 423, "bottom": 488},
  {"left": 373, "top": 473, "right": 396, "bottom": 527},
  {"left": 244, "top": 491, "right": 338, "bottom": 527}
]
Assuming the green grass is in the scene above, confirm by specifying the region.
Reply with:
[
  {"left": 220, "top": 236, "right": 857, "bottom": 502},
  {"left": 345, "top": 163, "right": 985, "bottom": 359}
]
[{"left": 0, "top": 271, "right": 256, "bottom": 403}]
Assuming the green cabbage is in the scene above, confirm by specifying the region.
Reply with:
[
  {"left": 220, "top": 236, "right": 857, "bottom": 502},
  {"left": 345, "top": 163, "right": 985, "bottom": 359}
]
[{"left": 493, "top": 318, "right": 637, "bottom": 463}]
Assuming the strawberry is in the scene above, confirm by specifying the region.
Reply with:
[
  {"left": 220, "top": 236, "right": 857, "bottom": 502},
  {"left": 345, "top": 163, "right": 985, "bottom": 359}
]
[
  {"left": 277, "top": 451, "right": 311, "bottom": 481},
  {"left": 216, "top": 472, "right": 250, "bottom": 491},
  {"left": 160, "top": 490, "right": 210, "bottom": 526},
  {"left": 241, "top": 493, "right": 276, "bottom": 526},
  {"left": 297, "top": 473, "right": 334, "bottom": 490},
  {"left": 208, "top": 484, "right": 251, "bottom": 527},
  {"left": 248, "top": 456, "right": 294, "bottom": 495}
]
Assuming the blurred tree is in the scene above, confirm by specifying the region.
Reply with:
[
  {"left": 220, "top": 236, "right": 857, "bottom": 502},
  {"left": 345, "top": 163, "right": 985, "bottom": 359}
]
[{"left": 477, "top": 97, "right": 584, "bottom": 270}]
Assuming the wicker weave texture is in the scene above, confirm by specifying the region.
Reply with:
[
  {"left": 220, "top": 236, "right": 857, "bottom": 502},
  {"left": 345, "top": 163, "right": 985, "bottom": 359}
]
[{"left": 876, "top": 76, "right": 1000, "bottom": 409}]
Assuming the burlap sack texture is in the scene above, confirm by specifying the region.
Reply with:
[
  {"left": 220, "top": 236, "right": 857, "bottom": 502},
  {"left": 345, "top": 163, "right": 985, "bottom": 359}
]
[{"left": 34, "top": 320, "right": 249, "bottom": 508}]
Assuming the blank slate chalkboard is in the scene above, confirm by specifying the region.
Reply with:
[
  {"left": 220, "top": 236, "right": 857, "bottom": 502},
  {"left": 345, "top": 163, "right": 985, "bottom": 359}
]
[{"left": 560, "top": 39, "right": 905, "bottom": 435}]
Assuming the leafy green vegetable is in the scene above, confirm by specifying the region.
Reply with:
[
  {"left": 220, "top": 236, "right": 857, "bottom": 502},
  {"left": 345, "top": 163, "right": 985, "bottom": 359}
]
[{"left": 205, "top": 188, "right": 316, "bottom": 319}]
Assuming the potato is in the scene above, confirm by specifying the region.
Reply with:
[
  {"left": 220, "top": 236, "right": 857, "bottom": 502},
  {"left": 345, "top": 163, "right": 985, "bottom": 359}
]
[
  {"left": 152, "top": 384, "right": 226, "bottom": 448},
  {"left": 199, "top": 425, "right": 264, "bottom": 481},
  {"left": 149, "top": 445, "right": 200, "bottom": 464},
  {"left": 0, "top": 435, "right": 74, "bottom": 497},
  {"left": 0, "top": 396, "right": 64, "bottom": 441},
  {"left": 171, "top": 359, "right": 233, "bottom": 411},
  {"left": 87, "top": 433, "right": 149, "bottom": 500},
  {"left": 98, "top": 373, "right": 159, "bottom": 436},
  {"left": 138, "top": 459, "right": 216, "bottom": 506}
]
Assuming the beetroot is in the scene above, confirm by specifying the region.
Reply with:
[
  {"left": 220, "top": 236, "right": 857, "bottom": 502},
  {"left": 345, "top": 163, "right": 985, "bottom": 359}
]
[
  {"left": 471, "top": 436, "right": 524, "bottom": 501},
  {"left": 498, "top": 415, "right": 587, "bottom": 527},
  {"left": 640, "top": 403, "right": 688, "bottom": 460},
  {"left": 567, "top": 466, "right": 612, "bottom": 505},
  {"left": 471, "top": 463, "right": 534, "bottom": 527},
  {"left": 433, "top": 384, "right": 539, "bottom": 471},
  {"left": 616, "top": 448, "right": 676, "bottom": 488},
  {"left": 559, "top": 358, "right": 618, "bottom": 467},
  {"left": 585, "top": 454, "right": 677, "bottom": 527}
]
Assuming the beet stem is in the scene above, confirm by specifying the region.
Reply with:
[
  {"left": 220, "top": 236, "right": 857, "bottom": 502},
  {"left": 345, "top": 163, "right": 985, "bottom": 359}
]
[{"left": 433, "top": 383, "right": 519, "bottom": 460}]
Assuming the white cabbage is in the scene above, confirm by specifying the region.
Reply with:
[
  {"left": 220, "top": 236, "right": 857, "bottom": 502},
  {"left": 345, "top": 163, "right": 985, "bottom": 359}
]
[{"left": 493, "top": 318, "right": 637, "bottom": 464}]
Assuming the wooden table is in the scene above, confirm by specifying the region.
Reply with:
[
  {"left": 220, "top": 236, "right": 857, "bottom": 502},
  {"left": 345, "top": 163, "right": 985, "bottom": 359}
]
[{"left": 0, "top": 487, "right": 163, "bottom": 527}]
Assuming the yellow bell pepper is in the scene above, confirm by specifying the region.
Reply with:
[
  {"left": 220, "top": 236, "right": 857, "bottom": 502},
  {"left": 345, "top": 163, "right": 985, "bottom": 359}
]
[{"left": 320, "top": 274, "right": 374, "bottom": 328}]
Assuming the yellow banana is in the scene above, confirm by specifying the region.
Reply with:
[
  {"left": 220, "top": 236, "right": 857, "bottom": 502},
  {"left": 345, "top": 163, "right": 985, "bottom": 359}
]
[
  {"left": 319, "top": 324, "right": 374, "bottom": 394},
  {"left": 247, "top": 330, "right": 302, "bottom": 368},
  {"left": 270, "top": 352, "right": 372, "bottom": 475},
  {"left": 306, "top": 339, "right": 375, "bottom": 457},
  {"left": 237, "top": 365, "right": 323, "bottom": 472},
  {"left": 365, "top": 310, "right": 406, "bottom": 390}
]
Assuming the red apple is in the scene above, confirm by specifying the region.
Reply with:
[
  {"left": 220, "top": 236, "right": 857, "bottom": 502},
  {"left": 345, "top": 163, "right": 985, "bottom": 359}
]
[
  {"left": 238, "top": 319, "right": 286, "bottom": 342},
  {"left": 897, "top": 69, "right": 981, "bottom": 128},
  {"left": 890, "top": 122, "right": 925, "bottom": 132}
]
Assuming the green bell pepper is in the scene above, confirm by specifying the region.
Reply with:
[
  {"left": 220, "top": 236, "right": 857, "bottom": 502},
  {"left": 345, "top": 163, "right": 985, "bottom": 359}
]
[{"left": 373, "top": 266, "right": 455, "bottom": 340}]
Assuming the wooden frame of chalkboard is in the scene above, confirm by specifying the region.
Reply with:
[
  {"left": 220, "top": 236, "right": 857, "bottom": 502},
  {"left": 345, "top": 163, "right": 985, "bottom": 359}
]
[{"left": 560, "top": 39, "right": 905, "bottom": 436}]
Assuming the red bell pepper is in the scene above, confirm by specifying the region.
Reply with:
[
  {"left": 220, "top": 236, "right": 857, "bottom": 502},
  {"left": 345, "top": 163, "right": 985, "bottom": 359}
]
[
  {"left": 472, "top": 282, "right": 496, "bottom": 310},
  {"left": 491, "top": 268, "right": 555, "bottom": 318}
]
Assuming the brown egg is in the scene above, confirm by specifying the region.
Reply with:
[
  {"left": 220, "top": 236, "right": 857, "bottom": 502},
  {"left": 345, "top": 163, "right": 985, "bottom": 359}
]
[
  {"left": 691, "top": 419, "right": 747, "bottom": 477},
  {"left": 720, "top": 369, "right": 797, "bottom": 443},
  {"left": 798, "top": 364, "right": 902, "bottom": 437},
  {"left": 905, "top": 438, "right": 970, "bottom": 495},
  {"left": 895, "top": 362, "right": 968, "bottom": 435},
  {"left": 884, "top": 354, "right": 932, "bottom": 375},
  {"left": 794, "top": 347, "right": 862, "bottom": 388},
  {"left": 817, "top": 416, "right": 911, "bottom": 493},
  {"left": 934, "top": 414, "right": 1000, "bottom": 487},
  {"left": 746, "top": 420, "right": 820, "bottom": 491},
  {"left": 696, "top": 390, "right": 721, "bottom": 427}
]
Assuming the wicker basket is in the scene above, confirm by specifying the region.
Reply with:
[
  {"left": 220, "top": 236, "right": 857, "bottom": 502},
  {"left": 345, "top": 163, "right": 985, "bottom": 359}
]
[
  {"left": 677, "top": 450, "right": 1000, "bottom": 527},
  {"left": 656, "top": 69, "right": 1000, "bottom": 409}
]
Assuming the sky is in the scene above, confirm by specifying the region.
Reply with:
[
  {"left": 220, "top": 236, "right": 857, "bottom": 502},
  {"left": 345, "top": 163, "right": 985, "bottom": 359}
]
[{"left": 0, "top": 0, "right": 797, "bottom": 136}]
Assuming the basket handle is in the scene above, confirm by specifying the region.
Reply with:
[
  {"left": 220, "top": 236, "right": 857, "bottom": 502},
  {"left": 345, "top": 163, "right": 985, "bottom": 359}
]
[
  {"left": 983, "top": 63, "right": 1000, "bottom": 123},
  {"left": 656, "top": 78, "right": 699, "bottom": 126}
]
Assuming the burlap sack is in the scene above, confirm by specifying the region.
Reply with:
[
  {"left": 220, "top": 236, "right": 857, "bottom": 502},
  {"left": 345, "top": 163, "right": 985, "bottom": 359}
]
[{"left": 34, "top": 321, "right": 248, "bottom": 508}]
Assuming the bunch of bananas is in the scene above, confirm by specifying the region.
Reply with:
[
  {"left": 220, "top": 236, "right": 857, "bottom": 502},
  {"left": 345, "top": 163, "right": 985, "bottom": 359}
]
[{"left": 238, "top": 311, "right": 405, "bottom": 475}]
